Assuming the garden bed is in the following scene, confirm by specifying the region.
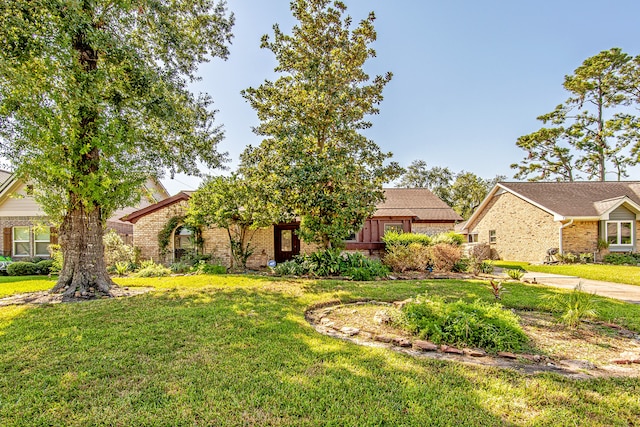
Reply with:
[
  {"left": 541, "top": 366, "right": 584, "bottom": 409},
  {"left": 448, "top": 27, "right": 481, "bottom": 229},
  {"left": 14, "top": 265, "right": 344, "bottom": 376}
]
[{"left": 306, "top": 301, "right": 640, "bottom": 379}]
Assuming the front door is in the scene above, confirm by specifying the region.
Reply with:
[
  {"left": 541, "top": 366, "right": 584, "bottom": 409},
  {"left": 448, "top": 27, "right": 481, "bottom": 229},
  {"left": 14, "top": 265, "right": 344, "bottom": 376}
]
[{"left": 274, "top": 224, "right": 300, "bottom": 263}]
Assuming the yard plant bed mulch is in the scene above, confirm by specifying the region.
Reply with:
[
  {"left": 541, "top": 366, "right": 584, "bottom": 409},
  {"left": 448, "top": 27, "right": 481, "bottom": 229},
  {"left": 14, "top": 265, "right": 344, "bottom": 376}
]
[{"left": 306, "top": 301, "right": 640, "bottom": 379}]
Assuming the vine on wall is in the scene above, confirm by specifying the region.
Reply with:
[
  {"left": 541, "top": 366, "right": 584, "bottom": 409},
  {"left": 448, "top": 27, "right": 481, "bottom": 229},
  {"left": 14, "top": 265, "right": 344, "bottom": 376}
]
[{"left": 158, "top": 216, "right": 203, "bottom": 255}]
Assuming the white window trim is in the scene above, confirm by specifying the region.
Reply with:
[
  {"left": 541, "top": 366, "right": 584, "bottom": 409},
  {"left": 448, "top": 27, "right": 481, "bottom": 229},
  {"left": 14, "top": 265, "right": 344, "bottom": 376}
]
[
  {"left": 34, "top": 228, "right": 51, "bottom": 257},
  {"left": 489, "top": 230, "right": 496, "bottom": 244},
  {"left": 605, "top": 220, "right": 634, "bottom": 246},
  {"left": 468, "top": 233, "right": 478, "bottom": 243},
  {"left": 13, "top": 226, "right": 31, "bottom": 256}
]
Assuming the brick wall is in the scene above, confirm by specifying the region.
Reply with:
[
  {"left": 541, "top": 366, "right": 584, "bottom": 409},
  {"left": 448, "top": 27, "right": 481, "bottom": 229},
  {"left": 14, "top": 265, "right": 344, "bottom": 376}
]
[
  {"left": 0, "top": 216, "right": 47, "bottom": 258},
  {"left": 466, "top": 191, "right": 559, "bottom": 263},
  {"left": 132, "top": 201, "right": 189, "bottom": 263},
  {"left": 561, "top": 221, "right": 598, "bottom": 254}
]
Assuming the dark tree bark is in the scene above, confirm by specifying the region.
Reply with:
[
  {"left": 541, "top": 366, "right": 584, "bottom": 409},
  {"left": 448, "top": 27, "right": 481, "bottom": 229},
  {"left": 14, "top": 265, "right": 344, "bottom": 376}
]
[{"left": 52, "top": 192, "right": 115, "bottom": 301}]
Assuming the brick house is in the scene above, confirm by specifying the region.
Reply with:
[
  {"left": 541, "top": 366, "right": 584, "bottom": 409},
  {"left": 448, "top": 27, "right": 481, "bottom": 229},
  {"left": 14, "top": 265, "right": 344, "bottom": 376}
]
[
  {"left": 461, "top": 182, "right": 640, "bottom": 263},
  {"left": 0, "top": 170, "right": 169, "bottom": 260},
  {"left": 123, "top": 187, "right": 462, "bottom": 268}
]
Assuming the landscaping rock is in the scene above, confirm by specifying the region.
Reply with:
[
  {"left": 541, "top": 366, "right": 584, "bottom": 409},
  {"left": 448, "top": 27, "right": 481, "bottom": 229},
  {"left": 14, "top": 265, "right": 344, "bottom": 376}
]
[
  {"left": 373, "top": 310, "right": 392, "bottom": 325},
  {"left": 373, "top": 335, "right": 393, "bottom": 343},
  {"left": 463, "top": 348, "right": 487, "bottom": 357},
  {"left": 561, "top": 359, "right": 597, "bottom": 370},
  {"left": 497, "top": 351, "right": 518, "bottom": 359},
  {"left": 413, "top": 340, "right": 438, "bottom": 351},
  {"left": 340, "top": 327, "right": 360, "bottom": 336},
  {"left": 440, "top": 345, "right": 464, "bottom": 355},
  {"left": 393, "top": 299, "right": 412, "bottom": 309},
  {"left": 392, "top": 337, "right": 412, "bottom": 347}
]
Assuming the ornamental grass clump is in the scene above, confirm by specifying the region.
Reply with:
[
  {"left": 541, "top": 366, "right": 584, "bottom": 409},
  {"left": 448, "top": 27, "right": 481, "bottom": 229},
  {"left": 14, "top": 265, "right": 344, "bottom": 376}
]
[
  {"left": 506, "top": 268, "right": 525, "bottom": 281},
  {"left": 547, "top": 283, "right": 598, "bottom": 328},
  {"left": 401, "top": 295, "right": 528, "bottom": 352}
]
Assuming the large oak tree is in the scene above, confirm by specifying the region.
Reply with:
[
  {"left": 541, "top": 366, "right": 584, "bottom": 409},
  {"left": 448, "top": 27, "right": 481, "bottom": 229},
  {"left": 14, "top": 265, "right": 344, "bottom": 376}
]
[
  {"left": 0, "top": 0, "right": 233, "bottom": 300},
  {"left": 240, "top": 0, "right": 400, "bottom": 249}
]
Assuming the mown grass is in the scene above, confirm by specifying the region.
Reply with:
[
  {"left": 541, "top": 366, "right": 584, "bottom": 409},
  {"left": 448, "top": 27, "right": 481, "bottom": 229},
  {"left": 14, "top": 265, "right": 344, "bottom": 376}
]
[
  {"left": 0, "top": 275, "right": 57, "bottom": 297},
  {"left": 1, "top": 275, "right": 639, "bottom": 426},
  {"left": 493, "top": 261, "right": 640, "bottom": 286}
]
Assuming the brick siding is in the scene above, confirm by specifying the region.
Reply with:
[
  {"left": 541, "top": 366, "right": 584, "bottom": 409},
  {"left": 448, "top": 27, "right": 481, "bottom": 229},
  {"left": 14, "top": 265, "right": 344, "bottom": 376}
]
[{"left": 466, "top": 191, "right": 559, "bottom": 263}]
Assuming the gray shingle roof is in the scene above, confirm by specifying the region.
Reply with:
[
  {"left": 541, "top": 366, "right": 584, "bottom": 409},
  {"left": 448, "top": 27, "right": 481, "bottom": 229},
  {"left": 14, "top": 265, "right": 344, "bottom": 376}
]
[
  {"left": 375, "top": 188, "right": 462, "bottom": 221},
  {"left": 499, "top": 181, "right": 640, "bottom": 217}
]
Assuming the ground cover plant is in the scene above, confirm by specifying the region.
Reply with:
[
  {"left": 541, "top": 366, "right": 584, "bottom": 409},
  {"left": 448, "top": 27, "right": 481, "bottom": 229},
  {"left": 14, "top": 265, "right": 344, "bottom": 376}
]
[
  {"left": 1, "top": 275, "right": 640, "bottom": 425},
  {"left": 493, "top": 261, "right": 640, "bottom": 286}
]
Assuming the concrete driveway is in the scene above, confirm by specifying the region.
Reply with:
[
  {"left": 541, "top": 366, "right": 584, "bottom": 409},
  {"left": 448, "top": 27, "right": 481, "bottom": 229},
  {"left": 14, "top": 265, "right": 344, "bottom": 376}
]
[{"left": 498, "top": 270, "right": 640, "bottom": 305}]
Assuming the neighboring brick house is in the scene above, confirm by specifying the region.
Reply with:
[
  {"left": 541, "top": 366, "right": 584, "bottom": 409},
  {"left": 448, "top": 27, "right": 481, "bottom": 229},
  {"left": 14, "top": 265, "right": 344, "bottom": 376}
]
[
  {"left": 123, "top": 187, "right": 462, "bottom": 268},
  {"left": 0, "top": 170, "right": 169, "bottom": 259},
  {"left": 461, "top": 182, "right": 640, "bottom": 263}
]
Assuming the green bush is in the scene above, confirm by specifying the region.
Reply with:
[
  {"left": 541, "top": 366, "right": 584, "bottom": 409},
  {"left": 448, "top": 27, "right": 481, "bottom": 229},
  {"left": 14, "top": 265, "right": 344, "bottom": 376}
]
[
  {"left": 7, "top": 261, "right": 39, "bottom": 276},
  {"left": 402, "top": 296, "right": 528, "bottom": 352},
  {"left": 603, "top": 253, "right": 640, "bottom": 265},
  {"left": 272, "top": 250, "right": 388, "bottom": 279},
  {"left": 133, "top": 262, "right": 172, "bottom": 277},
  {"left": 452, "top": 257, "right": 470, "bottom": 273},
  {"left": 579, "top": 253, "right": 594, "bottom": 264},
  {"left": 546, "top": 284, "right": 598, "bottom": 328},
  {"left": 431, "top": 231, "right": 464, "bottom": 246},
  {"left": 195, "top": 261, "right": 227, "bottom": 275},
  {"left": 169, "top": 262, "right": 192, "bottom": 274},
  {"left": 479, "top": 260, "right": 494, "bottom": 274},
  {"left": 382, "top": 231, "right": 432, "bottom": 247},
  {"left": 35, "top": 259, "right": 54, "bottom": 275}
]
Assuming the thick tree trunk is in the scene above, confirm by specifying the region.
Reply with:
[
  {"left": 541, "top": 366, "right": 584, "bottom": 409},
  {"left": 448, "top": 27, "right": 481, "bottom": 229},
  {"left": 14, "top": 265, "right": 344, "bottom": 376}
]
[{"left": 52, "top": 194, "right": 115, "bottom": 301}]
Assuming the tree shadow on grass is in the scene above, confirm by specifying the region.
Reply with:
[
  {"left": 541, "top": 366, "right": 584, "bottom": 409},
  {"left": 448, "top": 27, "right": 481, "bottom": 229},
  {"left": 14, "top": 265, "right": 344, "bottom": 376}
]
[{"left": 0, "top": 287, "right": 639, "bottom": 426}]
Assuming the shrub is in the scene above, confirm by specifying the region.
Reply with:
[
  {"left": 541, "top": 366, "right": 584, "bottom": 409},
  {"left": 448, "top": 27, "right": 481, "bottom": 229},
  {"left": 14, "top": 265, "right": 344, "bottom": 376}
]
[
  {"left": 273, "top": 260, "right": 303, "bottom": 276},
  {"left": 402, "top": 296, "right": 528, "bottom": 352},
  {"left": 133, "top": 262, "right": 171, "bottom": 277},
  {"left": 479, "top": 260, "right": 494, "bottom": 274},
  {"left": 431, "top": 231, "right": 464, "bottom": 246},
  {"left": 169, "top": 262, "right": 192, "bottom": 274},
  {"left": 7, "top": 261, "right": 39, "bottom": 276},
  {"left": 430, "top": 243, "right": 462, "bottom": 272},
  {"left": 35, "top": 259, "right": 54, "bottom": 275},
  {"left": 603, "top": 253, "right": 640, "bottom": 265},
  {"left": 382, "top": 230, "right": 432, "bottom": 247},
  {"left": 307, "top": 248, "right": 343, "bottom": 276},
  {"left": 195, "top": 261, "right": 227, "bottom": 275},
  {"left": 383, "top": 243, "right": 431, "bottom": 272},
  {"left": 180, "top": 253, "right": 212, "bottom": 266},
  {"left": 452, "top": 257, "right": 470, "bottom": 273},
  {"left": 103, "top": 230, "right": 136, "bottom": 267},
  {"left": 48, "top": 244, "right": 63, "bottom": 274},
  {"left": 547, "top": 284, "right": 598, "bottom": 328},
  {"left": 557, "top": 252, "right": 578, "bottom": 264},
  {"left": 579, "top": 253, "right": 594, "bottom": 264},
  {"left": 506, "top": 268, "right": 524, "bottom": 281}
]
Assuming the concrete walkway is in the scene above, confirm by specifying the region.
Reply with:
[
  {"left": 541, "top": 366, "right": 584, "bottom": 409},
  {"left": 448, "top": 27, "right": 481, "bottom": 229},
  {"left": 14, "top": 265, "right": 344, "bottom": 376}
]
[{"left": 496, "top": 269, "right": 640, "bottom": 305}]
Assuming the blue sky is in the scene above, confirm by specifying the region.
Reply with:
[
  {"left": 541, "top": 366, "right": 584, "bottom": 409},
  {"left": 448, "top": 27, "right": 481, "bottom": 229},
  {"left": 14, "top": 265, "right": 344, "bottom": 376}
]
[{"left": 162, "top": 0, "right": 640, "bottom": 195}]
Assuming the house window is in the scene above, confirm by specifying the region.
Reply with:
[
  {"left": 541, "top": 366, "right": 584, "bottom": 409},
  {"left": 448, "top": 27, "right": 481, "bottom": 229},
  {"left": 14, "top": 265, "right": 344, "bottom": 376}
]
[
  {"left": 13, "top": 226, "right": 30, "bottom": 256},
  {"left": 606, "top": 221, "right": 633, "bottom": 245},
  {"left": 384, "top": 223, "right": 404, "bottom": 234},
  {"left": 34, "top": 228, "right": 51, "bottom": 257},
  {"left": 468, "top": 233, "right": 478, "bottom": 243},
  {"left": 489, "top": 230, "right": 496, "bottom": 244}
]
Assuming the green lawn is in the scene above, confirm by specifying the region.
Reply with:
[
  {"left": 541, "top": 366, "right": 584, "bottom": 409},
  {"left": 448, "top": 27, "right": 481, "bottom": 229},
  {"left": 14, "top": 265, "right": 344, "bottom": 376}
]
[
  {"left": 1, "top": 275, "right": 639, "bottom": 426},
  {"left": 493, "top": 261, "right": 640, "bottom": 286}
]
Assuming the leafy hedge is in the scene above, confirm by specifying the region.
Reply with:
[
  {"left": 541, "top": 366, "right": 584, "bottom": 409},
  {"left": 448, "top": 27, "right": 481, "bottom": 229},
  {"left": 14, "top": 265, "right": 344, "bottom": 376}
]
[
  {"left": 382, "top": 231, "right": 464, "bottom": 248},
  {"left": 402, "top": 296, "right": 528, "bottom": 352},
  {"left": 603, "top": 253, "right": 640, "bottom": 265},
  {"left": 7, "top": 260, "right": 54, "bottom": 276},
  {"left": 273, "top": 249, "right": 389, "bottom": 280}
]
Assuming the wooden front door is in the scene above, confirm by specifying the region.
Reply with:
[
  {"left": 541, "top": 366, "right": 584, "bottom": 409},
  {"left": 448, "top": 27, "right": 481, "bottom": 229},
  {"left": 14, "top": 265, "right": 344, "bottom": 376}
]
[{"left": 274, "top": 224, "right": 300, "bottom": 263}]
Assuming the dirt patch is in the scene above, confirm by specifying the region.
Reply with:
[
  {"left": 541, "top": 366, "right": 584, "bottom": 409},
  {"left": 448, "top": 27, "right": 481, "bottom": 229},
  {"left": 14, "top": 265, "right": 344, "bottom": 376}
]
[
  {"left": 306, "top": 301, "right": 640, "bottom": 379},
  {"left": 0, "top": 286, "right": 153, "bottom": 306}
]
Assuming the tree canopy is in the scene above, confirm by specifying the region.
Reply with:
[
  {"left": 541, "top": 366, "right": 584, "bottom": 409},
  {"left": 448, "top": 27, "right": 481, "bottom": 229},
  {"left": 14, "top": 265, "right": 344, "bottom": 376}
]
[
  {"left": 512, "top": 48, "right": 640, "bottom": 182},
  {"left": 0, "top": 0, "right": 234, "bottom": 299},
  {"left": 187, "top": 174, "right": 282, "bottom": 269},
  {"left": 397, "top": 160, "right": 503, "bottom": 219},
  {"left": 240, "top": 0, "right": 400, "bottom": 248}
]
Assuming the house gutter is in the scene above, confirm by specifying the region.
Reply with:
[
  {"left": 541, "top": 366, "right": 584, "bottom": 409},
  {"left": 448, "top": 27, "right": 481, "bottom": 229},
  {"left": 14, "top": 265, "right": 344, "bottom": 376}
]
[{"left": 558, "top": 219, "right": 574, "bottom": 254}]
